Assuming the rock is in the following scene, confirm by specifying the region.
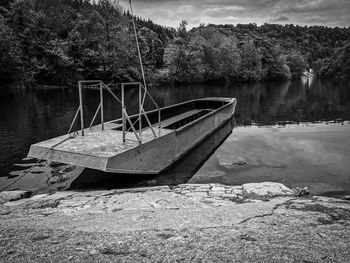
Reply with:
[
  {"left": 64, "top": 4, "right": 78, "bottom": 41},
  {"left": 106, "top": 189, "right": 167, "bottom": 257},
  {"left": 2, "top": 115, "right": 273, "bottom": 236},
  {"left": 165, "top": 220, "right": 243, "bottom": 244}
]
[
  {"left": 341, "top": 195, "right": 350, "bottom": 200},
  {"left": 230, "top": 188, "right": 243, "bottom": 196},
  {"left": 242, "top": 182, "right": 293, "bottom": 197},
  {"left": 48, "top": 176, "right": 60, "bottom": 185},
  {"left": 97, "top": 244, "right": 130, "bottom": 255},
  {"left": 0, "top": 209, "right": 11, "bottom": 215},
  {"left": 185, "top": 192, "right": 208, "bottom": 198},
  {"left": 60, "top": 165, "right": 75, "bottom": 173},
  {"left": 48, "top": 161, "right": 63, "bottom": 168},
  {"left": 0, "top": 190, "right": 32, "bottom": 203},
  {"left": 27, "top": 199, "right": 60, "bottom": 209},
  {"left": 226, "top": 186, "right": 243, "bottom": 195},
  {"left": 195, "top": 185, "right": 210, "bottom": 190},
  {"left": 48, "top": 172, "right": 72, "bottom": 185},
  {"left": 210, "top": 186, "right": 226, "bottom": 193},
  {"left": 217, "top": 155, "right": 247, "bottom": 168},
  {"left": 299, "top": 183, "right": 345, "bottom": 195},
  {"left": 28, "top": 194, "right": 48, "bottom": 201},
  {"left": 294, "top": 187, "right": 310, "bottom": 197},
  {"left": 32, "top": 233, "right": 50, "bottom": 241},
  {"left": 195, "top": 188, "right": 209, "bottom": 193},
  {"left": 260, "top": 158, "right": 285, "bottom": 168},
  {"left": 238, "top": 234, "right": 257, "bottom": 241},
  {"left": 221, "top": 193, "right": 238, "bottom": 200}
]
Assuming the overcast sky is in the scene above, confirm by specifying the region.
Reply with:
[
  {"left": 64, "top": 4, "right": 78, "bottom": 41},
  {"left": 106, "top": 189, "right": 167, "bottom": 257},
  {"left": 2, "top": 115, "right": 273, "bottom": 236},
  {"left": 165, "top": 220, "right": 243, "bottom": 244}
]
[{"left": 120, "top": 0, "right": 350, "bottom": 28}]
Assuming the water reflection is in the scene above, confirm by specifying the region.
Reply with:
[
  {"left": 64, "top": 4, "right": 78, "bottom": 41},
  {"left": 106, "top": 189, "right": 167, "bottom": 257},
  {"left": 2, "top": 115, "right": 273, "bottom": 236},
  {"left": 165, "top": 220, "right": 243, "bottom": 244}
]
[
  {"left": 69, "top": 120, "right": 233, "bottom": 190},
  {"left": 0, "top": 79, "right": 349, "bottom": 194},
  {"left": 0, "top": 117, "right": 233, "bottom": 193},
  {"left": 193, "top": 123, "right": 350, "bottom": 196},
  {"left": 301, "top": 76, "right": 314, "bottom": 88}
]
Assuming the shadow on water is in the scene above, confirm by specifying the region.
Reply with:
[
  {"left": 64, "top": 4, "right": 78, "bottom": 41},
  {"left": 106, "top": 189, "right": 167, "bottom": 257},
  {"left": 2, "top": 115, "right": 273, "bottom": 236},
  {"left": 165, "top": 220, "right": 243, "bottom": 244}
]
[{"left": 69, "top": 120, "right": 233, "bottom": 190}]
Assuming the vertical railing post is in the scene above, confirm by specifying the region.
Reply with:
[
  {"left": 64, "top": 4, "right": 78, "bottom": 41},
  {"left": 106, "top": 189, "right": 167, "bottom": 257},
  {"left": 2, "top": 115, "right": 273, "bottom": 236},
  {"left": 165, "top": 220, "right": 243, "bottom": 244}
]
[
  {"left": 158, "top": 109, "right": 161, "bottom": 136},
  {"left": 100, "top": 82, "right": 104, "bottom": 131},
  {"left": 122, "top": 83, "right": 126, "bottom": 143},
  {"left": 78, "top": 81, "right": 84, "bottom": 136},
  {"left": 139, "top": 83, "right": 142, "bottom": 143}
]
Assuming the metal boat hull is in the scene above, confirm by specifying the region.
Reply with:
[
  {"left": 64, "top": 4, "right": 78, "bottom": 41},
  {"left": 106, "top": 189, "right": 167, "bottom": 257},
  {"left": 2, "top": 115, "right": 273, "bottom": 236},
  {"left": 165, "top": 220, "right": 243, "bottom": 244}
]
[{"left": 28, "top": 97, "right": 236, "bottom": 174}]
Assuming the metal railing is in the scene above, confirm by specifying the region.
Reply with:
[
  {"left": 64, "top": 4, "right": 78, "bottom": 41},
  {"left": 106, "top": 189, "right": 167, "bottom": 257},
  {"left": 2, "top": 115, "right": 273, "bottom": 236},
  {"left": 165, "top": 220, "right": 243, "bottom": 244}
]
[{"left": 68, "top": 80, "right": 161, "bottom": 144}]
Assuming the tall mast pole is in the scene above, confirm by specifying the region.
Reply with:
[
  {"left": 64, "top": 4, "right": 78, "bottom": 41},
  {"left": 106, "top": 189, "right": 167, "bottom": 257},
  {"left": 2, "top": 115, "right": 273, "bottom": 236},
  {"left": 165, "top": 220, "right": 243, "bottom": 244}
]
[{"left": 129, "top": 0, "right": 147, "bottom": 90}]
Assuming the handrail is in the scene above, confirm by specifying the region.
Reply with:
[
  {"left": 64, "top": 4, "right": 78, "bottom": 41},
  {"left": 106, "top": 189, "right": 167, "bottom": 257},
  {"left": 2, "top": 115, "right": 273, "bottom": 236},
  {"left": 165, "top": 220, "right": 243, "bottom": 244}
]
[
  {"left": 103, "top": 83, "right": 122, "bottom": 104},
  {"left": 89, "top": 102, "right": 101, "bottom": 129},
  {"left": 140, "top": 84, "right": 161, "bottom": 133},
  {"left": 68, "top": 106, "right": 81, "bottom": 134},
  {"left": 141, "top": 84, "right": 160, "bottom": 110},
  {"left": 69, "top": 80, "right": 162, "bottom": 145}
]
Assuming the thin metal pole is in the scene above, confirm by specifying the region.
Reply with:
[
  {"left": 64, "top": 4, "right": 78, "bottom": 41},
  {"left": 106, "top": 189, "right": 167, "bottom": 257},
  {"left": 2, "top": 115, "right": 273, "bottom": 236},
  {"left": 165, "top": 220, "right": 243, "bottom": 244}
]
[
  {"left": 158, "top": 109, "right": 161, "bottom": 136},
  {"left": 122, "top": 84, "right": 125, "bottom": 143},
  {"left": 78, "top": 82, "right": 84, "bottom": 136},
  {"left": 124, "top": 109, "right": 141, "bottom": 142},
  {"left": 104, "top": 84, "right": 122, "bottom": 104},
  {"left": 141, "top": 108, "right": 156, "bottom": 138},
  {"left": 89, "top": 103, "right": 101, "bottom": 129},
  {"left": 67, "top": 106, "right": 81, "bottom": 134},
  {"left": 129, "top": 0, "right": 147, "bottom": 89},
  {"left": 100, "top": 82, "right": 104, "bottom": 130},
  {"left": 139, "top": 84, "right": 142, "bottom": 142}
]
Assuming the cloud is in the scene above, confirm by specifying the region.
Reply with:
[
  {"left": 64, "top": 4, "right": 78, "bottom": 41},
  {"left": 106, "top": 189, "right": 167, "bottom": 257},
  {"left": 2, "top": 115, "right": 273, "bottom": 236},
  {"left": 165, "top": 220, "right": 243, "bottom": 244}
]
[
  {"left": 122, "top": 0, "right": 350, "bottom": 28},
  {"left": 271, "top": 15, "right": 289, "bottom": 22}
]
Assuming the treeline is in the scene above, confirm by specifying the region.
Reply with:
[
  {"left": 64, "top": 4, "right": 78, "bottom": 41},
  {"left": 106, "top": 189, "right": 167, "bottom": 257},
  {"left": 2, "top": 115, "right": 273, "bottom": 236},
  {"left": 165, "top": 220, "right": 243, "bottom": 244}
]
[
  {"left": 0, "top": 0, "right": 349, "bottom": 86},
  {"left": 164, "top": 22, "right": 350, "bottom": 84},
  {"left": 0, "top": 0, "right": 174, "bottom": 85}
]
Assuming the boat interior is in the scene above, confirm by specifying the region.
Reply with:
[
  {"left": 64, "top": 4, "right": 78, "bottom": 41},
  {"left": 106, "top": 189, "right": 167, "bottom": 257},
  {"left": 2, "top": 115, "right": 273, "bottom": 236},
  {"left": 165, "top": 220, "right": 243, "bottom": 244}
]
[{"left": 111, "top": 99, "right": 230, "bottom": 131}]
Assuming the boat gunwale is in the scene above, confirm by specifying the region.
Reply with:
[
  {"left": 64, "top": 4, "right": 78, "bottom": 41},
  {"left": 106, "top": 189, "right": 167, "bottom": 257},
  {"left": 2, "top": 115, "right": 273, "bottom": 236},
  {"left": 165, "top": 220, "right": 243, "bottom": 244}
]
[
  {"left": 105, "top": 115, "right": 235, "bottom": 174},
  {"left": 104, "top": 99, "right": 236, "bottom": 173},
  {"left": 174, "top": 98, "right": 236, "bottom": 135},
  {"left": 105, "top": 97, "right": 236, "bottom": 132}
]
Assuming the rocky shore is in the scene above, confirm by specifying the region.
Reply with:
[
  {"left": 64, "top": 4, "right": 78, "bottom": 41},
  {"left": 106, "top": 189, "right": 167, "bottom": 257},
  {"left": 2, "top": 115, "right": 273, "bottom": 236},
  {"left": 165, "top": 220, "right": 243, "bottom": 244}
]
[{"left": 1, "top": 182, "right": 350, "bottom": 262}]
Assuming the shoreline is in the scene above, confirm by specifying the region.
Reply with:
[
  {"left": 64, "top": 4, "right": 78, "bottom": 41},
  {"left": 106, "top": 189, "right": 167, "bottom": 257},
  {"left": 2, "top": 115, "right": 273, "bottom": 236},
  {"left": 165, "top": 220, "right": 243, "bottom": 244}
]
[
  {"left": 1, "top": 182, "right": 349, "bottom": 262},
  {"left": 1, "top": 122, "right": 349, "bottom": 197}
]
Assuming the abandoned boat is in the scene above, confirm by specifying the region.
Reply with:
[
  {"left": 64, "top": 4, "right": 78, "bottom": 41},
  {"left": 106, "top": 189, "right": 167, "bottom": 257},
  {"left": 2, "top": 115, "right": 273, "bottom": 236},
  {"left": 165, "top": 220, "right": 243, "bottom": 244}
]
[
  {"left": 28, "top": 81, "right": 236, "bottom": 174},
  {"left": 27, "top": 2, "right": 236, "bottom": 174}
]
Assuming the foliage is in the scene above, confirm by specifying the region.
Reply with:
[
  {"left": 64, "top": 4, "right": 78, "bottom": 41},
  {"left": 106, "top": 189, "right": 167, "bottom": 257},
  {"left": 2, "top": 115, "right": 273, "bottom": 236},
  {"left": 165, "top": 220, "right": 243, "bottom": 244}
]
[
  {"left": 0, "top": 0, "right": 174, "bottom": 85},
  {"left": 0, "top": 0, "right": 349, "bottom": 86},
  {"left": 164, "top": 23, "right": 350, "bottom": 83},
  {"left": 314, "top": 42, "right": 350, "bottom": 80},
  {"left": 237, "top": 39, "right": 262, "bottom": 81}
]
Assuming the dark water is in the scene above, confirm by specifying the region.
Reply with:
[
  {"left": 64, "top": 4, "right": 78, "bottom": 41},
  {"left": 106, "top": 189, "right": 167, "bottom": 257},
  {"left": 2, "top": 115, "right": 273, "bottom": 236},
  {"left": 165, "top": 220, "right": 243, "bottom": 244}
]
[{"left": 0, "top": 78, "right": 350, "bottom": 195}]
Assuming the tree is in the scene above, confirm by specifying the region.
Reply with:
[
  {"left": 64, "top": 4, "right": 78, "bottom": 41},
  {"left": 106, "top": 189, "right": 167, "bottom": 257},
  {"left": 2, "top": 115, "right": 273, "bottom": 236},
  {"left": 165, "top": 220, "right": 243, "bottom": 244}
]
[
  {"left": 190, "top": 27, "right": 239, "bottom": 81},
  {"left": 238, "top": 38, "right": 263, "bottom": 81},
  {"left": 260, "top": 40, "right": 291, "bottom": 80},
  {"left": 314, "top": 42, "right": 350, "bottom": 80},
  {"left": 138, "top": 27, "right": 164, "bottom": 67},
  {"left": 0, "top": 13, "right": 21, "bottom": 83},
  {"left": 286, "top": 52, "right": 308, "bottom": 78},
  {"left": 177, "top": 20, "right": 188, "bottom": 38}
]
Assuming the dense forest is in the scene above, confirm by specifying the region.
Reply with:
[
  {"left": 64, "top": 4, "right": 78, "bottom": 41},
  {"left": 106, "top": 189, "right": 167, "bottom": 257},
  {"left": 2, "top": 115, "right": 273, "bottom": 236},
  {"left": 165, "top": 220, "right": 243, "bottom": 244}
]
[{"left": 0, "top": 0, "right": 349, "bottom": 86}]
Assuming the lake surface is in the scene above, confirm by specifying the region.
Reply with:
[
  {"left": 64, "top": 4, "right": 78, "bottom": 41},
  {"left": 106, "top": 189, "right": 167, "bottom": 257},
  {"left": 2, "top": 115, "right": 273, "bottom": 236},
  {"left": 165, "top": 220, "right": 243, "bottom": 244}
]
[{"left": 0, "top": 78, "right": 350, "bottom": 196}]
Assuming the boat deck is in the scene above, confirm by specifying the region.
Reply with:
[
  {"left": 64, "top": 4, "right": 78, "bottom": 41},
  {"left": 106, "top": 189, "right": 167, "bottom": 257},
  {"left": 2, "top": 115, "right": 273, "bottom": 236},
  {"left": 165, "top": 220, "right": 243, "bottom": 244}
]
[{"left": 28, "top": 109, "right": 209, "bottom": 159}]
